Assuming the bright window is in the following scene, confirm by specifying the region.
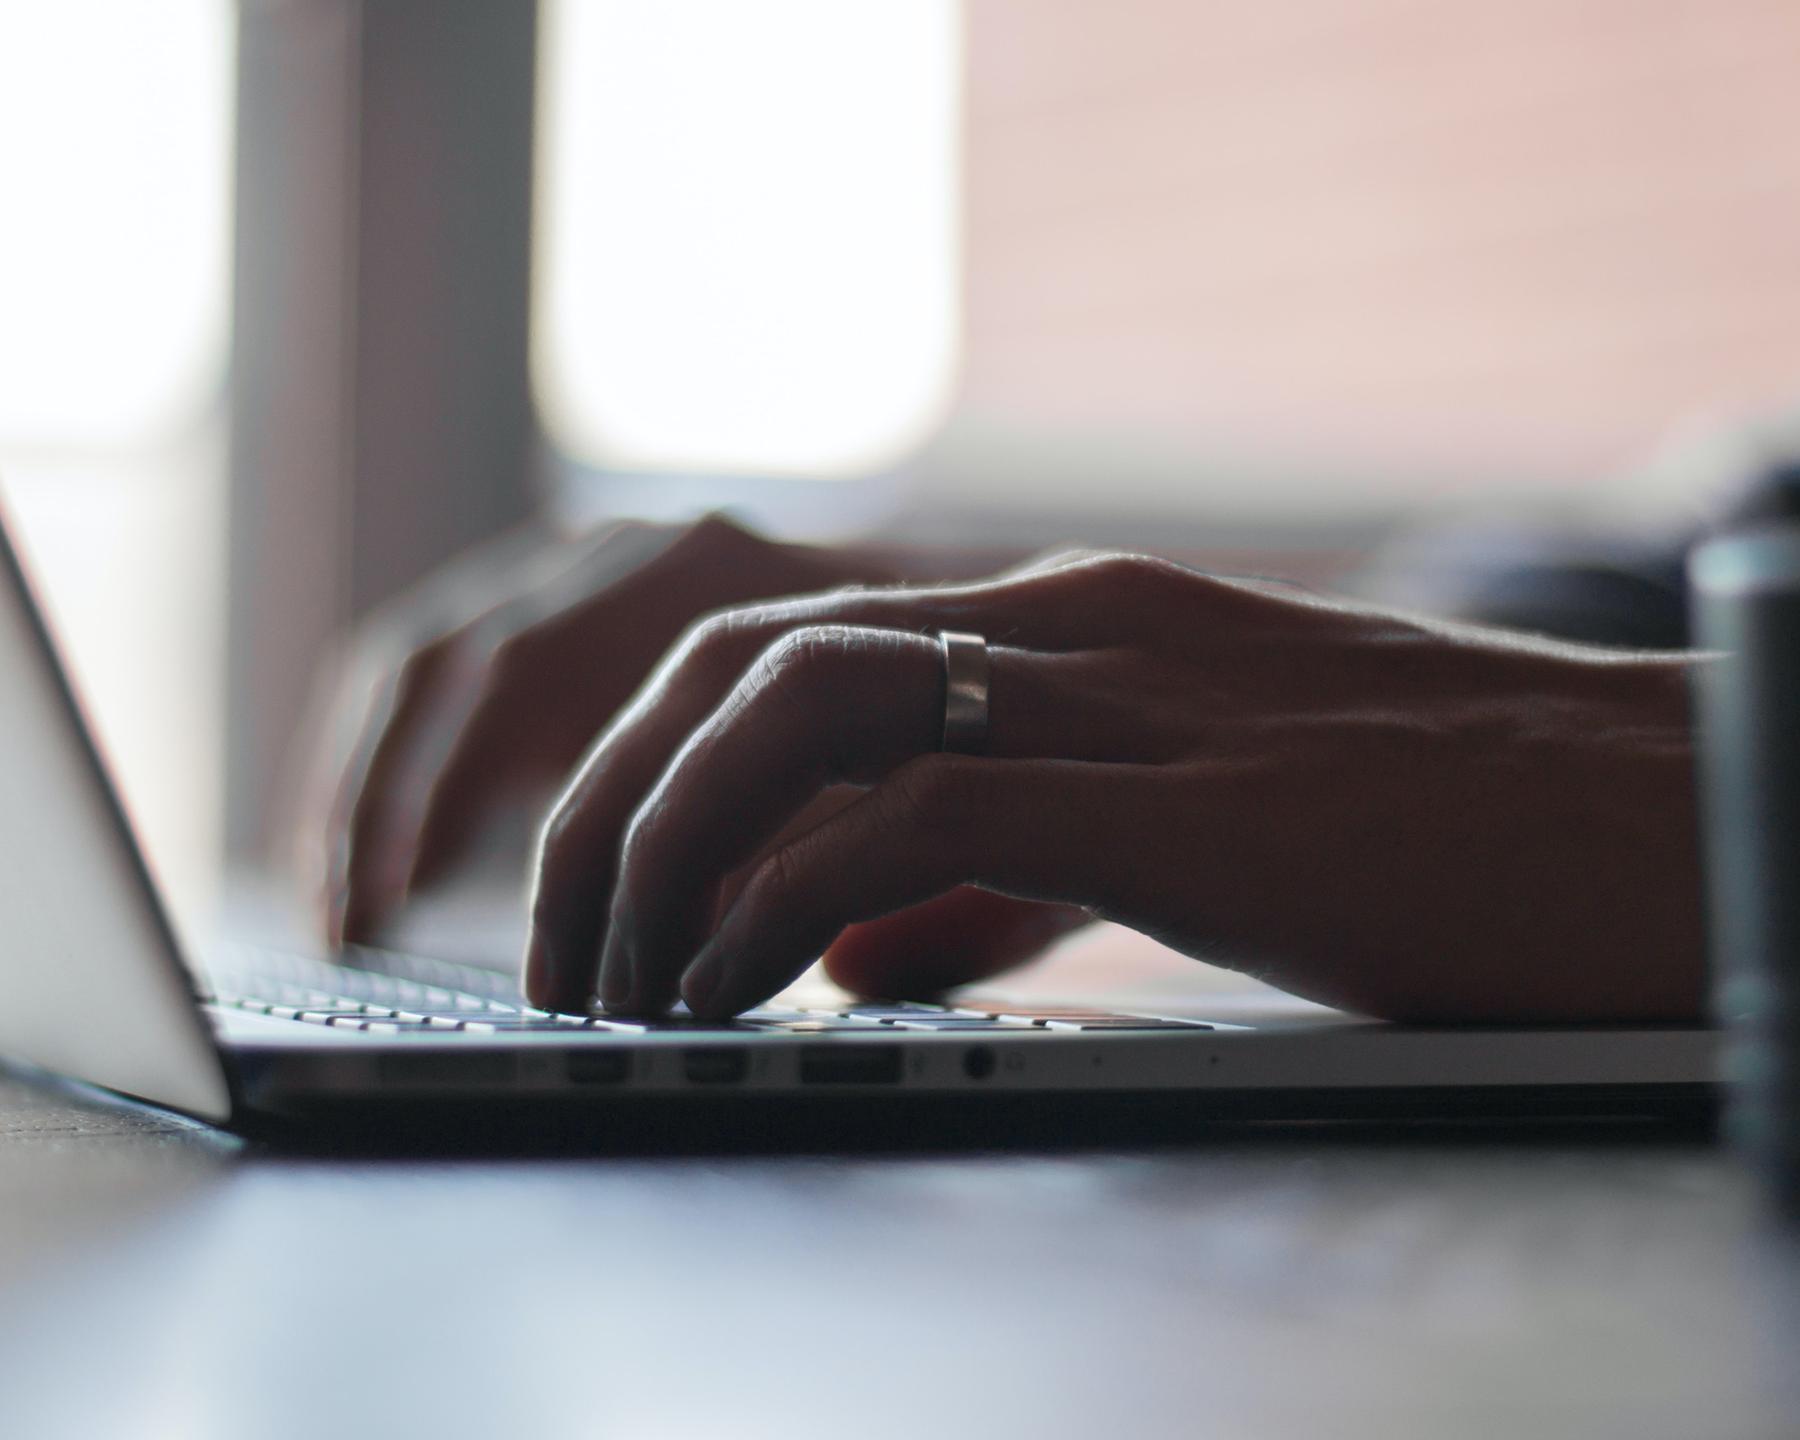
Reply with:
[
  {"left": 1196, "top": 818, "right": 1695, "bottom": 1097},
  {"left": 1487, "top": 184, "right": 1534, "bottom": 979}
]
[
  {"left": 0, "top": 0, "right": 234, "bottom": 923},
  {"left": 533, "top": 0, "right": 961, "bottom": 479},
  {"left": 0, "top": 2, "right": 232, "bottom": 446}
]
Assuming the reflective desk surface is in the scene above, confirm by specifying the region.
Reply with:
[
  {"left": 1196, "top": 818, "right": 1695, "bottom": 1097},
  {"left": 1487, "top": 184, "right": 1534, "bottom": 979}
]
[{"left": 0, "top": 928, "right": 1794, "bottom": 1440}]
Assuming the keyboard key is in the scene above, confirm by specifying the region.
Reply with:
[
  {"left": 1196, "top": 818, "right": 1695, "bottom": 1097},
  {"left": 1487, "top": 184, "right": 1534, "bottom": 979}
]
[
  {"left": 745, "top": 1019, "right": 883, "bottom": 1033},
  {"left": 450, "top": 1019, "right": 601, "bottom": 1032},
  {"left": 838, "top": 1003, "right": 949, "bottom": 1019},
  {"left": 332, "top": 1017, "right": 432, "bottom": 1032},
  {"left": 1039, "top": 1018, "right": 1213, "bottom": 1031},
  {"left": 588, "top": 1015, "right": 764, "bottom": 1033},
  {"left": 885, "top": 1018, "right": 1038, "bottom": 1031}
]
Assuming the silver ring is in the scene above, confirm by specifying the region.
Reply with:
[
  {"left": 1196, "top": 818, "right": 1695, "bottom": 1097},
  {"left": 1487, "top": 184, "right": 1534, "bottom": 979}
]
[{"left": 938, "top": 630, "right": 990, "bottom": 754}]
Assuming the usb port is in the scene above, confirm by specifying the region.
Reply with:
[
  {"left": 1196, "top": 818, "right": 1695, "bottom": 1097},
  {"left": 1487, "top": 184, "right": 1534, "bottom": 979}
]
[
  {"left": 683, "top": 1048, "right": 749, "bottom": 1084},
  {"left": 799, "top": 1046, "right": 903, "bottom": 1085}
]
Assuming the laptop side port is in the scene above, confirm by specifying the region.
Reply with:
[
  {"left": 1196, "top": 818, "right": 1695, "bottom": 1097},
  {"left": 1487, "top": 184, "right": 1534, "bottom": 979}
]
[
  {"left": 962, "top": 1045, "right": 996, "bottom": 1080},
  {"left": 799, "top": 1045, "right": 903, "bottom": 1085},
  {"left": 567, "top": 1050, "right": 631, "bottom": 1085},
  {"left": 683, "top": 1048, "right": 749, "bottom": 1084}
]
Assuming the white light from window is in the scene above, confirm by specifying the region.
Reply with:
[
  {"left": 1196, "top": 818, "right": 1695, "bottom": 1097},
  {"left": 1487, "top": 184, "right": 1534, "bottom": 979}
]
[
  {"left": 0, "top": 1, "right": 233, "bottom": 927},
  {"left": 534, "top": 0, "right": 960, "bottom": 478},
  {"left": 0, "top": 0, "right": 233, "bottom": 448}
]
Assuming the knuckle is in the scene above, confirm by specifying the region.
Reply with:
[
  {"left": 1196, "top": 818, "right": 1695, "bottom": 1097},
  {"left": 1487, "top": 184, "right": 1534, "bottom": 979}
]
[
  {"left": 681, "top": 609, "right": 745, "bottom": 667},
  {"left": 534, "top": 790, "right": 600, "bottom": 884},
  {"left": 755, "top": 624, "right": 858, "bottom": 695},
  {"left": 527, "top": 865, "right": 567, "bottom": 935},
  {"left": 481, "top": 630, "right": 533, "bottom": 688},
  {"left": 615, "top": 800, "right": 663, "bottom": 879},
  {"left": 353, "top": 601, "right": 440, "bottom": 673},
  {"left": 395, "top": 626, "right": 490, "bottom": 706},
  {"left": 689, "top": 511, "right": 753, "bottom": 551},
  {"left": 1028, "top": 546, "right": 1107, "bottom": 575},
  {"left": 529, "top": 807, "right": 600, "bottom": 928},
  {"left": 670, "top": 605, "right": 769, "bottom": 686},
  {"left": 746, "top": 842, "right": 802, "bottom": 912},
  {"left": 527, "top": 883, "right": 565, "bottom": 937},
  {"left": 1085, "top": 552, "right": 1179, "bottom": 593},
  {"left": 532, "top": 807, "right": 576, "bottom": 885},
  {"left": 390, "top": 635, "right": 451, "bottom": 698},
  {"left": 653, "top": 513, "right": 759, "bottom": 573},
  {"left": 882, "top": 754, "right": 977, "bottom": 835}
]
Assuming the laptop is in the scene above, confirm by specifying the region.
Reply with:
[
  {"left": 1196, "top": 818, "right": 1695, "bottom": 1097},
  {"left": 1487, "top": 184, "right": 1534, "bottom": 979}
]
[{"left": 0, "top": 507, "right": 1718, "bottom": 1136}]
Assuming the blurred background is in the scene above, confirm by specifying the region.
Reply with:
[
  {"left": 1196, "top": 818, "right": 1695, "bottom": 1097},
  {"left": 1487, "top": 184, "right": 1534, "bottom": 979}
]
[{"left": 3, "top": 0, "right": 1800, "bottom": 933}]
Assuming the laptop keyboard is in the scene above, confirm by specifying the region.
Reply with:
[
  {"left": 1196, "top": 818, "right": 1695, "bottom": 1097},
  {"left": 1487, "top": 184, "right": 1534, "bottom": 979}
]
[{"left": 202, "top": 946, "right": 1213, "bottom": 1036}]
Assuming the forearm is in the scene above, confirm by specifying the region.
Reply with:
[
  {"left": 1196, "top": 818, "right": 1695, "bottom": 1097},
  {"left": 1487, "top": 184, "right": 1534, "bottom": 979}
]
[
  {"left": 1237, "top": 646, "right": 1708, "bottom": 1024},
  {"left": 766, "top": 544, "right": 1714, "bottom": 1023}
]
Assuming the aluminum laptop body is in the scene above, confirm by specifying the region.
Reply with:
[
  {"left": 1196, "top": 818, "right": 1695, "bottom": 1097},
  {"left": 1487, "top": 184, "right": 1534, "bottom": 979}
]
[{"left": 0, "top": 507, "right": 1718, "bottom": 1135}]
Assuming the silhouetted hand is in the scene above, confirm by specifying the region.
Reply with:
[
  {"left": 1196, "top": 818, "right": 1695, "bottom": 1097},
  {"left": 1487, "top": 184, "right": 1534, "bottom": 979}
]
[
  {"left": 302, "top": 514, "right": 1083, "bottom": 987},
  {"left": 522, "top": 553, "right": 1706, "bottom": 1024}
]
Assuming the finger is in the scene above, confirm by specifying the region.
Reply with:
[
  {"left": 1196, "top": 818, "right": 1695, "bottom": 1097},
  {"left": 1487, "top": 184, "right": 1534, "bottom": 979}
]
[
  {"left": 821, "top": 889, "right": 1093, "bottom": 999},
  {"left": 677, "top": 755, "right": 1153, "bottom": 1017},
  {"left": 331, "top": 635, "right": 489, "bottom": 944},
  {"left": 325, "top": 648, "right": 440, "bottom": 946},
  {"left": 402, "top": 519, "right": 861, "bottom": 913},
  {"left": 596, "top": 626, "right": 937, "bottom": 1011},
  {"left": 401, "top": 638, "right": 570, "bottom": 896},
  {"left": 597, "top": 626, "right": 1154, "bottom": 1014},
  {"left": 522, "top": 554, "right": 1193, "bottom": 1009},
  {"left": 362, "top": 523, "right": 700, "bottom": 900},
  {"left": 403, "top": 530, "right": 761, "bottom": 894},
  {"left": 287, "top": 638, "right": 374, "bottom": 935}
]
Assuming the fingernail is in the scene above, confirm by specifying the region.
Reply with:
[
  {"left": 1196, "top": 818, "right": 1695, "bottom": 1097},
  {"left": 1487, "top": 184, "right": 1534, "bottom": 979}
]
[
  {"left": 680, "top": 945, "right": 725, "bottom": 1015},
  {"left": 597, "top": 927, "right": 630, "bottom": 1009}
]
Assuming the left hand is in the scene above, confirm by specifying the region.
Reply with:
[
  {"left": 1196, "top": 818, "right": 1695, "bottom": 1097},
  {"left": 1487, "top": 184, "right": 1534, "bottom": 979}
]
[{"left": 523, "top": 553, "right": 1705, "bottom": 1024}]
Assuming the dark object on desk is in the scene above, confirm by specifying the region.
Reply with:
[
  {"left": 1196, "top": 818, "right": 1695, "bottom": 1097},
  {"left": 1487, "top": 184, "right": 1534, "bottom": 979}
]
[
  {"left": 1354, "top": 437, "right": 1800, "bottom": 652},
  {"left": 1375, "top": 527, "right": 1691, "bottom": 647},
  {"left": 1691, "top": 524, "right": 1800, "bottom": 1211}
]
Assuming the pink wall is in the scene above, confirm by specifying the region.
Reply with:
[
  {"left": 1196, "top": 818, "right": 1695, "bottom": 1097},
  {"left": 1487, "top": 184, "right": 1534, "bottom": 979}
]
[{"left": 961, "top": 0, "right": 1800, "bottom": 488}]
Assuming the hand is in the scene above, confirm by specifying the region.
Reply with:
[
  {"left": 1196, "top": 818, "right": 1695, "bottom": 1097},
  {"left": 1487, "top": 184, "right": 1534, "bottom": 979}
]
[
  {"left": 301, "top": 513, "right": 1079, "bottom": 980},
  {"left": 524, "top": 553, "right": 1707, "bottom": 1023},
  {"left": 300, "top": 515, "right": 873, "bottom": 944}
]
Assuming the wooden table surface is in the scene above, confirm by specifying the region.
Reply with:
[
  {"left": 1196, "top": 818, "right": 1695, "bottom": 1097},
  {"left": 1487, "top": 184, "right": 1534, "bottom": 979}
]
[{"left": 1, "top": 928, "right": 1795, "bottom": 1440}]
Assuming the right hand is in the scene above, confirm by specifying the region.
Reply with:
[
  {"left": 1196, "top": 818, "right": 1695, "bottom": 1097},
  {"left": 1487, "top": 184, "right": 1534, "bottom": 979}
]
[{"left": 300, "top": 512, "right": 1096, "bottom": 1001}]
